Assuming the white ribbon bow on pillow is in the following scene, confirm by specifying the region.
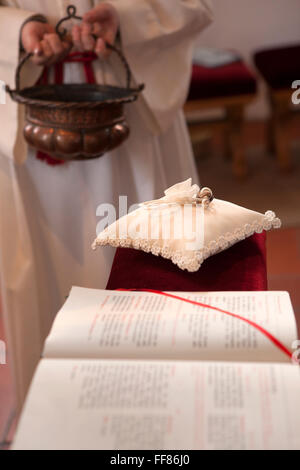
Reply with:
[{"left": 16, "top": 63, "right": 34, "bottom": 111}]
[{"left": 140, "top": 178, "right": 214, "bottom": 209}]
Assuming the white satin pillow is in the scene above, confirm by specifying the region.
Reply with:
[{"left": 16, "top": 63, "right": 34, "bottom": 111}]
[{"left": 92, "top": 179, "right": 281, "bottom": 272}]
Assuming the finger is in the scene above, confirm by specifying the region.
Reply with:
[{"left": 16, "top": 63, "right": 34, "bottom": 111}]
[
  {"left": 44, "top": 33, "right": 64, "bottom": 55},
  {"left": 81, "top": 22, "right": 95, "bottom": 51},
  {"left": 41, "top": 38, "right": 58, "bottom": 66},
  {"left": 62, "top": 40, "right": 73, "bottom": 55},
  {"left": 104, "top": 27, "right": 117, "bottom": 46},
  {"left": 46, "top": 33, "right": 73, "bottom": 65},
  {"left": 24, "top": 32, "right": 43, "bottom": 54},
  {"left": 83, "top": 5, "right": 119, "bottom": 30},
  {"left": 31, "top": 39, "right": 52, "bottom": 65},
  {"left": 33, "top": 43, "right": 43, "bottom": 57},
  {"left": 92, "top": 22, "right": 102, "bottom": 38},
  {"left": 95, "top": 37, "right": 109, "bottom": 59},
  {"left": 72, "top": 24, "right": 84, "bottom": 52},
  {"left": 83, "top": 9, "right": 106, "bottom": 24},
  {"left": 30, "top": 42, "right": 43, "bottom": 65},
  {"left": 42, "top": 38, "right": 54, "bottom": 57}
]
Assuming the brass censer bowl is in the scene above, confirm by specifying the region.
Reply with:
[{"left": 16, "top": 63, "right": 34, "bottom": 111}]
[{"left": 6, "top": 5, "right": 144, "bottom": 162}]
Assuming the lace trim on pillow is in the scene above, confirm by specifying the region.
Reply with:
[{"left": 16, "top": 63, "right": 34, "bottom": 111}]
[{"left": 92, "top": 211, "right": 281, "bottom": 273}]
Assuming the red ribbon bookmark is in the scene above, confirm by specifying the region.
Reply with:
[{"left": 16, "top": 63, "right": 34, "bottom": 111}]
[{"left": 117, "top": 288, "right": 292, "bottom": 360}]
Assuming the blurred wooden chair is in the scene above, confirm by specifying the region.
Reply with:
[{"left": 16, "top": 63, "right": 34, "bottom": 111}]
[
  {"left": 184, "top": 59, "right": 257, "bottom": 179},
  {"left": 254, "top": 44, "right": 300, "bottom": 171}
]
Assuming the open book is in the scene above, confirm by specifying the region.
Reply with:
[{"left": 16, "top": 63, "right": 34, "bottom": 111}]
[{"left": 13, "top": 287, "right": 300, "bottom": 450}]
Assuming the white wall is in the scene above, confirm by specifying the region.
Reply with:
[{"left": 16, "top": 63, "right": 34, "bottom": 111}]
[{"left": 196, "top": 0, "right": 300, "bottom": 119}]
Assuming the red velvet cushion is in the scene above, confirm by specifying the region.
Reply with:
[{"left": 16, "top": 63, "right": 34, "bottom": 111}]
[
  {"left": 106, "top": 233, "right": 267, "bottom": 292},
  {"left": 187, "top": 61, "right": 257, "bottom": 101},
  {"left": 254, "top": 44, "right": 300, "bottom": 90}
]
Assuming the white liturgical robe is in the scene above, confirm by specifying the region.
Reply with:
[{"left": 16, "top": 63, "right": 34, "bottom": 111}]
[{"left": 0, "top": 0, "right": 213, "bottom": 405}]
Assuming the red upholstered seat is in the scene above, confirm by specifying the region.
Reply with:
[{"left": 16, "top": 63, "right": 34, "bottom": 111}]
[
  {"left": 187, "top": 61, "right": 257, "bottom": 101},
  {"left": 254, "top": 44, "right": 300, "bottom": 90},
  {"left": 106, "top": 233, "right": 267, "bottom": 292}
]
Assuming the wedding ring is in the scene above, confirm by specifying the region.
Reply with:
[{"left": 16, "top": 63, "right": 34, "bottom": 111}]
[{"left": 196, "top": 187, "right": 214, "bottom": 207}]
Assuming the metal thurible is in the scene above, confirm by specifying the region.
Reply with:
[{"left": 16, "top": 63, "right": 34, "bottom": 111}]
[{"left": 5, "top": 4, "right": 144, "bottom": 162}]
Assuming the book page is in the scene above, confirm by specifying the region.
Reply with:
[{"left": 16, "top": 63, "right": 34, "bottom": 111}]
[
  {"left": 44, "top": 287, "right": 298, "bottom": 363},
  {"left": 12, "top": 358, "right": 300, "bottom": 450}
]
